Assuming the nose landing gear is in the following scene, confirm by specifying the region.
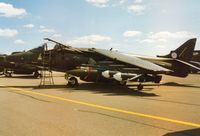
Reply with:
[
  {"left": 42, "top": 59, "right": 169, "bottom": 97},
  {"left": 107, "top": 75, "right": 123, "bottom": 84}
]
[{"left": 65, "top": 73, "right": 79, "bottom": 87}]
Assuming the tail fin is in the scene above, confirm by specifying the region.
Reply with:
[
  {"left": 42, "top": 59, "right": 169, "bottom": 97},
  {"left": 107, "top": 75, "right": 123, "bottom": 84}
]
[{"left": 157, "top": 38, "right": 197, "bottom": 61}]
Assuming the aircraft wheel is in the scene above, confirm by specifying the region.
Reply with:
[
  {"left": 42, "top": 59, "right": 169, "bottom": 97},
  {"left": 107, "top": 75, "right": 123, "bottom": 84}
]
[
  {"left": 0, "top": 72, "right": 4, "bottom": 76},
  {"left": 137, "top": 84, "right": 143, "bottom": 91},
  {"left": 5, "top": 72, "right": 12, "bottom": 77},
  {"left": 67, "top": 77, "right": 78, "bottom": 87},
  {"left": 34, "top": 71, "right": 40, "bottom": 78}
]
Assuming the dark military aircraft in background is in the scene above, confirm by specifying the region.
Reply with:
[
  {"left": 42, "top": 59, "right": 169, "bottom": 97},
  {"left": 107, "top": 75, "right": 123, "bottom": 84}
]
[
  {"left": 44, "top": 38, "right": 200, "bottom": 90},
  {"left": 0, "top": 47, "right": 44, "bottom": 78},
  {"left": 154, "top": 38, "right": 200, "bottom": 75},
  {"left": 189, "top": 50, "right": 200, "bottom": 73},
  {"left": 0, "top": 54, "right": 6, "bottom": 75},
  {"left": 192, "top": 50, "right": 200, "bottom": 62}
]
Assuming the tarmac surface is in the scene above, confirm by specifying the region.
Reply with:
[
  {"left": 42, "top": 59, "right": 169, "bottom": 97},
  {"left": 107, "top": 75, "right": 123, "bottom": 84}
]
[{"left": 0, "top": 72, "right": 200, "bottom": 136}]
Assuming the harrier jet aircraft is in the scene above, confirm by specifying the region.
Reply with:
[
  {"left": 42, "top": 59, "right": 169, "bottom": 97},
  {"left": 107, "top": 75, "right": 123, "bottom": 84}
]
[
  {"left": 0, "top": 47, "right": 43, "bottom": 77},
  {"left": 3, "top": 38, "right": 199, "bottom": 90},
  {"left": 43, "top": 38, "right": 200, "bottom": 90}
]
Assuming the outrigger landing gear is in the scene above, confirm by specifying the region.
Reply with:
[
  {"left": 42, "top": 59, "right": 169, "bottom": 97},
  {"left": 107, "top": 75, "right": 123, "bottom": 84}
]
[{"left": 137, "top": 83, "right": 143, "bottom": 91}]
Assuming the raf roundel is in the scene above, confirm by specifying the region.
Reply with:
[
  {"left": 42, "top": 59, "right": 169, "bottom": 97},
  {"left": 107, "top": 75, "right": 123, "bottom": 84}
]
[{"left": 171, "top": 52, "right": 178, "bottom": 59}]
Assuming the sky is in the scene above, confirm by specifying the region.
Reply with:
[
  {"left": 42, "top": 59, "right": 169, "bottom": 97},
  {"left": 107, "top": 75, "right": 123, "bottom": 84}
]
[{"left": 0, "top": 0, "right": 200, "bottom": 56}]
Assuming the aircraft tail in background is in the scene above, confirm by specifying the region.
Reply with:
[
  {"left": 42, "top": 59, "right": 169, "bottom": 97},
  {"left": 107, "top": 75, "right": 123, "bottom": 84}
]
[{"left": 157, "top": 38, "right": 197, "bottom": 61}]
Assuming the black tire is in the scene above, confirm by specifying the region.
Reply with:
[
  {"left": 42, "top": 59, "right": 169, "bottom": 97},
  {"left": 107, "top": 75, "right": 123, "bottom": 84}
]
[
  {"left": 34, "top": 71, "right": 40, "bottom": 78},
  {"left": 137, "top": 84, "right": 143, "bottom": 91},
  {"left": 67, "top": 77, "right": 78, "bottom": 87},
  {"left": 5, "top": 72, "right": 12, "bottom": 77}
]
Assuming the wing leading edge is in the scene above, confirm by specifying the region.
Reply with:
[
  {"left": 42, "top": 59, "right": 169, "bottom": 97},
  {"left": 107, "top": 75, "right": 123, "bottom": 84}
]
[{"left": 93, "top": 49, "right": 171, "bottom": 73}]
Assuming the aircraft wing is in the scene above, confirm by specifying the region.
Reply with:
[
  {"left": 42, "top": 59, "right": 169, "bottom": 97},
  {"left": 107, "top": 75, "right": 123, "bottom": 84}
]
[
  {"left": 190, "top": 61, "right": 200, "bottom": 66},
  {"left": 176, "top": 59, "right": 200, "bottom": 71},
  {"left": 93, "top": 49, "right": 171, "bottom": 73}
]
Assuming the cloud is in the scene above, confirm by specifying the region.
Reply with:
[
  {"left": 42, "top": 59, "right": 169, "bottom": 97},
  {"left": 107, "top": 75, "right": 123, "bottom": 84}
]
[
  {"left": 23, "top": 24, "right": 34, "bottom": 28},
  {"left": 68, "top": 35, "right": 111, "bottom": 45},
  {"left": 119, "top": 0, "right": 126, "bottom": 5},
  {"left": 128, "top": 4, "right": 146, "bottom": 14},
  {"left": 123, "top": 31, "right": 142, "bottom": 37},
  {"left": 0, "top": 2, "right": 27, "bottom": 17},
  {"left": 141, "top": 31, "right": 197, "bottom": 43},
  {"left": 14, "top": 39, "right": 25, "bottom": 45},
  {"left": 39, "top": 25, "right": 45, "bottom": 29},
  {"left": 0, "top": 28, "right": 18, "bottom": 37},
  {"left": 86, "top": 0, "right": 110, "bottom": 8},
  {"left": 39, "top": 25, "right": 55, "bottom": 33},
  {"left": 141, "top": 38, "right": 167, "bottom": 43},
  {"left": 134, "top": 0, "right": 143, "bottom": 3},
  {"left": 52, "top": 34, "right": 62, "bottom": 38},
  {"left": 149, "top": 31, "right": 196, "bottom": 39}
]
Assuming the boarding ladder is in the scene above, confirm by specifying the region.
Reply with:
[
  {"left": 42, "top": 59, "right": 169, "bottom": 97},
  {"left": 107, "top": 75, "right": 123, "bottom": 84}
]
[{"left": 39, "top": 43, "right": 54, "bottom": 86}]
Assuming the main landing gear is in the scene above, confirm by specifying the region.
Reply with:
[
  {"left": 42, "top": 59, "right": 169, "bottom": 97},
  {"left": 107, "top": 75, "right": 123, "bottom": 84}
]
[
  {"left": 4, "top": 69, "right": 12, "bottom": 77},
  {"left": 5, "top": 72, "right": 12, "bottom": 77},
  {"left": 119, "top": 80, "right": 143, "bottom": 91}
]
